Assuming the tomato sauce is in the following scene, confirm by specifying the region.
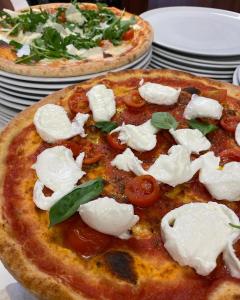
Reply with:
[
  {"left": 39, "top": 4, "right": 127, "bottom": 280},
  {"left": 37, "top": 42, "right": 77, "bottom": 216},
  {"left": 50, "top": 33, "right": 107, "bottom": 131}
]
[{"left": 3, "top": 76, "right": 240, "bottom": 299}]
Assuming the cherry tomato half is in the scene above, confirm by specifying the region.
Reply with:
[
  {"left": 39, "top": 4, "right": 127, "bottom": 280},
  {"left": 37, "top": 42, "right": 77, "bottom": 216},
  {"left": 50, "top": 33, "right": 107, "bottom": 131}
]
[
  {"left": 107, "top": 132, "right": 127, "bottom": 151},
  {"left": 68, "top": 87, "right": 90, "bottom": 114},
  {"left": 220, "top": 115, "right": 240, "bottom": 132},
  {"left": 64, "top": 217, "right": 112, "bottom": 256},
  {"left": 83, "top": 141, "right": 102, "bottom": 164},
  {"left": 60, "top": 141, "right": 82, "bottom": 158},
  {"left": 125, "top": 175, "right": 161, "bottom": 208},
  {"left": 122, "top": 29, "right": 134, "bottom": 41},
  {"left": 219, "top": 148, "right": 240, "bottom": 164},
  {"left": 58, "top": 11, "right": 66, "bottom": 23},
  {"left": 122, "top": 90, "right": 145, "bottom": 109}
]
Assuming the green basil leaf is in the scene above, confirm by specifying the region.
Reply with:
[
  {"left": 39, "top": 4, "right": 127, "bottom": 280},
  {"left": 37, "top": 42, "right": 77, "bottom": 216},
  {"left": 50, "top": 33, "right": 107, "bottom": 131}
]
[
  {"left": 49, "top": 178, "right": 104, "bottom": 227},
  {"left": 188, "top": 119, "right": 218, "bottom": 135},
  {"left": 151, "top": 112, "right": 178, "bottom": 130},
  {"left": 95, "top": 121, "right": 118, "bottom": 133},
  {"left": 229, "top": 223, "right": 240, "bottom": 229}
]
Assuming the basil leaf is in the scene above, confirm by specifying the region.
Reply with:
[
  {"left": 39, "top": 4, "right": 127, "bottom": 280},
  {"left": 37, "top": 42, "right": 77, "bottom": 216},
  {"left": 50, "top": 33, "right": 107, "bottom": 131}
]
[
  {"left": 9, "top": 40, "right": 22, "bottom": 50},
  {"left": 49, "top": 178, "right": 104, "bottom": 227},
  {"left": 151, "top": 112, "right": 178, "bottom": 130},
  {"left": 95, "top": 121, "right": 118, "bottom": 133},
  {"left": 188, "top": 119, "right": 218, "bottom": 135},
  {"left": 229, "top": 223, "right": 240, "bottom": 229}
]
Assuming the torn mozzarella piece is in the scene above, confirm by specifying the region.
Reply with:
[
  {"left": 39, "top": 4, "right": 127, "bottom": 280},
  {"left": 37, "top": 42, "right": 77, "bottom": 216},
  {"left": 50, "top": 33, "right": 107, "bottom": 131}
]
[
  {"left": 86, "top": 84, "right": 116, "bottom": 122},
  {"left": 34, "top": 104, "right": 89, "bottom": 143},
  {"left": 16, "top": 44, "right": 30, "bottom": 57},
  {"left": 79, "top": 197, "right": 139, "bottom": 239},
  {"left": 32, "top": 146, "right": 85, "bottom": 210},
  {"left": 148, "top": 145, "right": 201, "bottom": 187},
  {"left": 161, "top": 202, "right": 240, "bottom": 276},
  {"left": 16, "top": 31, "right": 42, "bottom": 45},
  {"left": 138, "top": 82, "right": 181, "bottom": 105},
  {"left": 111, "top": 120, "right": 158, "bottom": 152},
  {"left": 199, "top": 152, "right": 240, "bottom": 201},
  {"left": 235, "top": 123, "right": 240, "bottom": 146},
  {"left": 111, "top": 148, "right": 147, "bottom": 176},
  {"left": 183, "top": 94, "right": 223, "bottom": 120},
  {"left": 66, "top": 44, "right": 103, "bottom": 60},
  {"left": 169, "top": 128, "right": 211, "bottom": 154},
  {"left": 65, "top": 4, "right": 86, "bottom": 24}
]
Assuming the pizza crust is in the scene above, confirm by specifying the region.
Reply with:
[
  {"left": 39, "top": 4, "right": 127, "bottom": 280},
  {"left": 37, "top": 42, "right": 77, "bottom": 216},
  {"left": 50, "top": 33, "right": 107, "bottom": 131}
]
[
  {"left": 0, "top": 3, "right": 153, "bottom": 77},
  {"left": 1, "top": 70, "right": 240, "bottom": 300}
]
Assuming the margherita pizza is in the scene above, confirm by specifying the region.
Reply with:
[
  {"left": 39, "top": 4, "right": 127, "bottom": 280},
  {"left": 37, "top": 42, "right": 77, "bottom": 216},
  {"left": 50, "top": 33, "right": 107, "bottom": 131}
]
[
  {"left": 0, "top": 3, "right": 152, "bottom": 77},
  {"left": 1, "top": 69, "right": 240, "bottom": 300}
]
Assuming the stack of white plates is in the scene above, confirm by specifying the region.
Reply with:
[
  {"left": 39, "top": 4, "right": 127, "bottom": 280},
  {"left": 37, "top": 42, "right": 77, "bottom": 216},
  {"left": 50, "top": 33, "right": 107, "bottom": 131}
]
[
  {"left": 141, "top": 7, "right": 240, "bottom": 82},
  {"left": 0, "top": 47, "right": 152, "bottom": 127}
]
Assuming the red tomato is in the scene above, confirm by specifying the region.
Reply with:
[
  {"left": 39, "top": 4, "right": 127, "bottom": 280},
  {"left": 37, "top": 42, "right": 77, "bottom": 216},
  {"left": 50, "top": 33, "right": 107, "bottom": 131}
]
[
  {"left": 122, "top": 29, "right": 134, "bottom": 41},
  {"left": 122, "top": 90, "right": 145, "bottom": 109},
  {"left": 64, "top": 217, "right": 112, "bottom": 256},
  {"left": 68, "top": 87, "right": 90, "bottom": 114},
  {"left": 59, "top": 141, "right": 82, "bottom": 158},
  {"left": 219, "top": 148, "right": 240, "bottom": 164},
  {"left": 58, "top": 11, "right": 66, "bottom": 22},
  {"left": 125, "top": 175, "right": 161, "bottom": 208},
  {"left": 106, "top": 132, "right": 127, "bottom": 151},
  {"left": 83, "top": 141, "right": 102, "bottom": 164},
  {"left": 220, "top": 115, "right": 240, "bottom": 132}
]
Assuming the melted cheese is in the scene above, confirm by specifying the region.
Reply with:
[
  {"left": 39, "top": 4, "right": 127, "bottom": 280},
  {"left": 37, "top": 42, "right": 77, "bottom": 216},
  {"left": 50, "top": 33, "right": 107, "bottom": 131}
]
[
  {"left": 184, "top": 94, "right": 223, "bottom": 120},
  {"left": 32, "top": 146, "right": 85, "bottom": 210},
  {"left": 104, "top": 43, "right": 132, "bottom": 56},
  {"left": 66, "top": 44, "right": 103, "bottom": 60},
  {"left": 65, "top": 4, "right": 86, "bottom": 25},
  {"left": 199, "top": 152, "right": 240, "bottom": 201},
  {"left": 148, "top": 145, "right": 201, "bottom": 187},
  {"left": 16, "top": 44, "right": 30, "bottom": 57},
  {"left": 86, "top": 85, "right": 116, "bottom": 122},
  {"left": 111, "top": 120, "right": 158, "bottom": 152},
  {"left": 138, "top": 82, "right": 181, "bottom": 105},
  {"left": 235, "top": 123, "right": 240, "bottom": 146},
  {"left": 169, "top": 128, "right": 211, "bottom": 154},
  {"left": 111, "top": 148, "right": 147, "bottom": 176},
  {"left": 79, "top": 197, "right": 139, "bottom": 239},
  {"left": 161, "top": 202, "right": 240, "bottom": 276},
  {"left": 34, "top": 104, "right": 89, "bottom": 143}
]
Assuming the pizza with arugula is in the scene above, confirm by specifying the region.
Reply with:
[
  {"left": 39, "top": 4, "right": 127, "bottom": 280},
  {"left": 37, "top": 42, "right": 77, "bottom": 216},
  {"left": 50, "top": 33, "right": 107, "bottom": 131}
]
[
  {"left": 1, "top": 70, "right": 240, "bottom": 300},
  {"left": 0, "top": 2, "right": 152, "bottom": 77}
]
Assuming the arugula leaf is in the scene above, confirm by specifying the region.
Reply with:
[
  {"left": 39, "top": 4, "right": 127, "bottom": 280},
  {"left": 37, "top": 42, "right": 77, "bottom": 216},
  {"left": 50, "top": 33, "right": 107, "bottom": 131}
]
[
  {"left": 188, "top": 119, "right": 218, "bottom": 135},
  {"left": 229, "top": 223, "right": 240, "bottom": 229},
  {"left": 95, "top": 121, "right": 118, "bottom": 133},
  {"left": 151, "top": 112, "right": 178, "bottom": 130},
  {"left": 9, "top": 40, "right": 22, "bottom": 50},
  {"left": 49, "top": 178, "right": 104, "bottom": 227}
]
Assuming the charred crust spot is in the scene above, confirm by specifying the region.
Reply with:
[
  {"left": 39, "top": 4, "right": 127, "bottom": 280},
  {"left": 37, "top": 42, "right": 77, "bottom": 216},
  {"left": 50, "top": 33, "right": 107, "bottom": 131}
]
[
  {"left": 182, "top": 87, "right": 201, "bottom": 95},
  {"left": 104, "top": 251, "right": 137, "bottom": 284},
  {"left": 0, "top": 41, "right": 10, "bottom": 48}
]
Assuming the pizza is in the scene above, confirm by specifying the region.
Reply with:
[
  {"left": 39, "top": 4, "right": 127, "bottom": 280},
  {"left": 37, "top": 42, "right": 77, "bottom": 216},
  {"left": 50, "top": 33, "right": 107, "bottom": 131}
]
[
  {"left": 1, "top": 69, "right": 240, "bottom": 300},
  {"left": 0, "top": 2, "right": 152, "bottom": 77}
]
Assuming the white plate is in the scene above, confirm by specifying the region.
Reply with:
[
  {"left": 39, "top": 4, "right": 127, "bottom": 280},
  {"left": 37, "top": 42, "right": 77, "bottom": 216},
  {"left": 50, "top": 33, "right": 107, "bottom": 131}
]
[
  {"left": 0, "top": 82, "right": 54, "bottom": 95},
  {"left": 0, "top": 87, "right": 42, "bottom": 100},
  {"left": 151, "top": 58, "right": 234, "bottom": 79},
  {"left": 152, "top": 45, "right": 240, "bottom": 66},
  {"left": 0, "top": 262, "right": 16, "bottom": 290},
  {"left": 0, "top": 103, "right": 20, "bottom": 117},
  {"left": 0, "top": 48, "right": 152, "bottom": 82},
  {"left": 141, "top": 7, "right": 240, "bottom": 56},
  {"left": 152, "top": 54, "right": 234, "bottom": 75},
  {"left": 0, "top": 98, "right": 27, "bottom": 110},
  {"left": 150, "top": 61, "right": 233, "bottom": 80},
  {"left": 0, "top": 91, "right": 36, "bottom": 106}
]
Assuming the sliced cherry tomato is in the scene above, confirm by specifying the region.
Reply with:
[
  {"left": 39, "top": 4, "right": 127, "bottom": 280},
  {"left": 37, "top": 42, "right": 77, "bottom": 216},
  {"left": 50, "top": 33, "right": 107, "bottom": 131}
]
[
  {"left": 201, "top": 89, "right": 227, "bottom": 103},
  {"left": 220, "top": 115, "right": 240, "bottom": 132},
  {"left": 219, "top": 148, "right": 240, "bottom": 164},
  {"left": 122, "top": 29, "right": 134, "bottom": 41},
  {"left": 68, "top": 87, "right": 90, "bottom": 114},
  {"left": 125, "top": 175, "right": 161, "bottom": 208},
  {"left": 106, "top": 132, "right": 127, "bottom": 151},
  {"left": 83, "top": 141, "right": 102, "bottom": 164},
  {"left": 58, "top": 11, "right": 66, "bottom": 22},
  {"left": 64, "top": 217, "right": 112, "bottom": 256},
  {"left": 99, "top": 39, "right": 112, "bottom": 48},
  {"left": 59, "top": 141, "right": 82, "bottom": 158},
  {"left": 122, "top": 90, "right": 145, "bottom": 109}
]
